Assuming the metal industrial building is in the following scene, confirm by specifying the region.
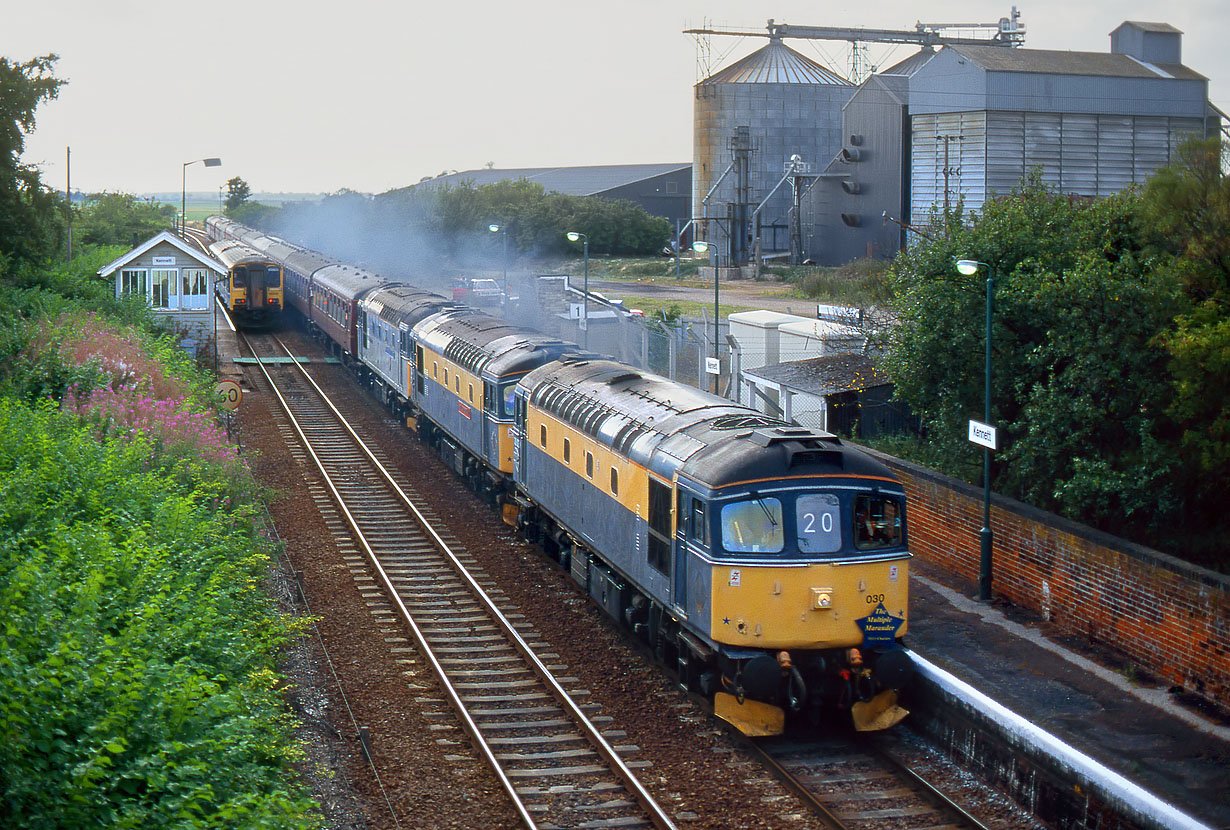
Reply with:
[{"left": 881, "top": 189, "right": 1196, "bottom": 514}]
[
  {"left": 692, "top": 37, "right": 853, "bottom": 266},
  {"left": 693, "top": 17, "right": 1221, "bottom": 267}
]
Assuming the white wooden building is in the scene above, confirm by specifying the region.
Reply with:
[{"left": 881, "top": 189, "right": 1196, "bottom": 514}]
[{"left": 98, "top": 231, "right": 226, "bottom": 347}]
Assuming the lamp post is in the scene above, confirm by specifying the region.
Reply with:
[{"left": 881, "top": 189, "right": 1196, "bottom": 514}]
[
  {"left": 956, "top": 258, "right": 995, "bottom": 602},
  {"left": 488, "top": 223, "right": 508, "bottom": 310},
  {"left": 566, "top": 231, "right": 589, "bottom": 348},
  {"left": 182, "top": 157, "right": 222, "bottom": 236}
]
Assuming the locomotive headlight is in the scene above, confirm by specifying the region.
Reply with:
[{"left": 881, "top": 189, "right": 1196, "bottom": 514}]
[{"left": 811, "top": 588, "right": 833, "bottom": 609}]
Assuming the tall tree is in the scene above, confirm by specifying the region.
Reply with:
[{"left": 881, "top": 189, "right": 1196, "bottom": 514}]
[
  {"left": 75, "top": 192, "right": 174, "bottom": 246},
  {"left": 883, "top": 178, "right": 1185, "bottom": 550},
  {"left": 1141, "top": 137, "right": 1230, "bottom": 561},
  {"left": 224, "top": 176, "right": 250, "bottom": 212},
  {"left": 0, "top": 54, "right": 65, "bottom": 271}
]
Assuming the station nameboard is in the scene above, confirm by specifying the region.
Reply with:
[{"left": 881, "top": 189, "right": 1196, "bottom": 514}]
[{"left": 968, "top": 419, "right": 997, "bottom": 450}]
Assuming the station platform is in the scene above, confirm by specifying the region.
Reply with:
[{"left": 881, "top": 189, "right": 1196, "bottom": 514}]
[{"left": 905, "top": 559, "right": 1229, "bottom": 830}]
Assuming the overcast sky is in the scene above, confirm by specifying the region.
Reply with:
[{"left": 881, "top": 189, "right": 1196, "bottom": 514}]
[{"left": 6, "top": 0, "right": 1227, "bottom": 197}]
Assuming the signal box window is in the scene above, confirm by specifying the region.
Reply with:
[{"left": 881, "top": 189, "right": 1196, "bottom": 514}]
[{"left": 854, "top": 495, "right": 903, "bottom": 550}]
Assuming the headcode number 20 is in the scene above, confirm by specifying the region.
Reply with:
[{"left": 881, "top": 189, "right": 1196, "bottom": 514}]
[{"left": 801, "top": 511, "right": 834, "bottom": 534}]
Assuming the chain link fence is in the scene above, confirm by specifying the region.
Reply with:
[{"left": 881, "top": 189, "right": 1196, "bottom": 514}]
[{"left": 512, "top": 273, "right": 741, "bottom": 396}]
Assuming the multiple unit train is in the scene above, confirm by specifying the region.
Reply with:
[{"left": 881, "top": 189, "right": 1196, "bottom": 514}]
[
  {"left": 206, "top": 236, "right": 284, "bottom": 328},
  {"left": 205, "top": 215, "right": 913, "bottom": 735}
]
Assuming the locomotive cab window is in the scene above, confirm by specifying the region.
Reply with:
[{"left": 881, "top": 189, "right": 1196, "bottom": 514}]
[
  {"left": 502, "top": 384, "right": 517, "bottom": 418},
  {"left": 854, "top": 495, "right": 903, "bottom": 550},
  {"left": 721, "top": 498, "right": 784, "bottom": 554}
]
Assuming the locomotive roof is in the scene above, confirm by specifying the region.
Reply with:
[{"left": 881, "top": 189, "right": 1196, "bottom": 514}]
[
  {"left": 362, "top": 284, "right": 455, "bottom": 328},
  {"left": 416, "top": 310, "right": 547, "bottom": 376},
  {"left": 481, "top": 334, "right": 585, "bottom": 379},
  {"left": 522, "top": 356, "right": 898, "bottom": 489}
]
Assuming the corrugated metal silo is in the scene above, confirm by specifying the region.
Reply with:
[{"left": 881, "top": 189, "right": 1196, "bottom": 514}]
[{"left": 694, "top": 36, "right": 854, "bottom": 264}]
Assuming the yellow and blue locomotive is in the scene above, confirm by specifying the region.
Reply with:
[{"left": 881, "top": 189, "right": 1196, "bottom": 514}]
[{"left": 510, "top": 356, "right": 911, "bottom": 734}]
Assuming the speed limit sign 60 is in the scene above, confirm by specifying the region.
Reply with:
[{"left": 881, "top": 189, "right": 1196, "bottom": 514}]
[{"left": 213, "top": 380, "right": 242, "bottom": 411}]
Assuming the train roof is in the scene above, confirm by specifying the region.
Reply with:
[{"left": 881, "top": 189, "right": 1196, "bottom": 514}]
[
  {"left": 521, "top": 356, "right": 899, "bottom": 489},
  {"left": 312, "top": 262, "right": 396, "bottom": 300},
  {"left": 208, "top": 239, "right": 279, "bottom": 269},
  {"left": 362, "top": 285, "right": 456, "bottom": 329},
  {"left": 280, "top": 248, "right": 335, "bottom": 279}
]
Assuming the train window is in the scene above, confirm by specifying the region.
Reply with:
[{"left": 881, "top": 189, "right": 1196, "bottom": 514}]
[
  {"left": 484, "top": 382, "right": 496, "bottom": 413},
  {"left": 502, "top": 384, "right": 517, "bottom": 418},
  {"left": 586, "top": 452, "right": 594, "bottom": 478},
  {"left": 468, "top": 383, "right": 474, "bottom": 404},
  {"left": 443, "top": 368, "right": 449, "bottom": 385},
  {"left": 647, "top": 479, "right": 672, "bottom": 575},
  {"left": 854, "top": 495, "right": 903, "bottom": 550},
  {"left": 610, "top": 468, "right": 618, "bottom": 496},
  {"left": 721, "top": 498, "right": 784, "bottom": 554},
  {"left": 540, "top": 424, "right": 547, "bottom": 447},
  {"left": 432, "top": 361, "right": 438, "bottom": 379},
  {"left": 455, "top": 377, "right": 460, "bottom": 393},
  {"left": 797, "top": 494, "right": 842, "bottom": 553},
  {"left": 689, "top": 501, "right": 708, "bottom": 546},
  {"left": 563, "top": 438, "right": 570, "bottom": 463}
]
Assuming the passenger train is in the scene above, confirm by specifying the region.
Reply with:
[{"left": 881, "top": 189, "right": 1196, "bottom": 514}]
[
  {"left": 206, "top": 236, "right": 284, "bottom": 328},
  {"left": 205, "top": 215, "right": 913, "bottom": 735}
]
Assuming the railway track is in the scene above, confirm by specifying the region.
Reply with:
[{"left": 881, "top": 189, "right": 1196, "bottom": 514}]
[
  {"left": 752, "top": 731, "right": 996, "bottom": 830},
  {"left": 238, "top": 331, "right": 677, "bottom": 830}
]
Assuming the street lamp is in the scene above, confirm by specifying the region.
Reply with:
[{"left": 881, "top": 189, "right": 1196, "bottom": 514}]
[
  {"left": 956, "top": 258, "right": 995, "bottom": 602},
  {"left": 488, "top": 223, "right": 508, "bottom": 309},
  {"left": 182, "top": 157, "right": 222, "bottom": 236},
  {"left": 566, "top": 231, "right": 589, "bottom": 348}
]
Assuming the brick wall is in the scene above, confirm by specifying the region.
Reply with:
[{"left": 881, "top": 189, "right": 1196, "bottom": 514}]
[{"left": 868, "top": 450, "right": 1230, "bottom": 708}]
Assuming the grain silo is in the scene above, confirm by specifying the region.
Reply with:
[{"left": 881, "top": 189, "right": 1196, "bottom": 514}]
[{"left": 693, "top": 35, "right": 854, "bottom": 267}]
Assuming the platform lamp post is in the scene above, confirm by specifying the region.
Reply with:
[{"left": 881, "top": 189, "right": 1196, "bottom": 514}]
[
  {"left": 566, "top": 231, "right": 589, "bottom": 348},
  {"left": 488, "top": 223, "right": 509, "bottom": 308},
  {"left": 956, "top": 258, "right": 996, "bottom": 602},
  {"left": 182, "top": 157, "right": 222, "bottom": 236}
]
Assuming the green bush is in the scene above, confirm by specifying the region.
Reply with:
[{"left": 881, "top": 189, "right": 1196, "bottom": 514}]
[{"left": 0, "top": 399, "right": 319, "bottom": 828}]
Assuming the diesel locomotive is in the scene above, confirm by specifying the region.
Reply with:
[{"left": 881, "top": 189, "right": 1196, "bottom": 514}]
[{"left": 206, "top": 216, "right": 912, "bottom": 734}]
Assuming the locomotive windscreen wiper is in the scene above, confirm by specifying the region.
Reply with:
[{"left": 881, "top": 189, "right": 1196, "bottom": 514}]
[{"left": 756, "top": 498, "right": 778, "bottom": 526}]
